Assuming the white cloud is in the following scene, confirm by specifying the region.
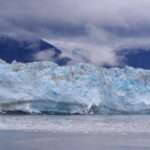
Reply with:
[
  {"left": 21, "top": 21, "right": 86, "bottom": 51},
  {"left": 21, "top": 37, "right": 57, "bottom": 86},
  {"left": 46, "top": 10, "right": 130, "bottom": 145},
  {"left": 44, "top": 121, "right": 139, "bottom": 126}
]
[
  {"left": 34, "top": 49, "right": 56, "bottom": 61},
  {"left": 1, "top": 0, "right": 150, "bottom": 65},
  {"left": 46, "top": 40, "right": 122, "bottom": 66}
]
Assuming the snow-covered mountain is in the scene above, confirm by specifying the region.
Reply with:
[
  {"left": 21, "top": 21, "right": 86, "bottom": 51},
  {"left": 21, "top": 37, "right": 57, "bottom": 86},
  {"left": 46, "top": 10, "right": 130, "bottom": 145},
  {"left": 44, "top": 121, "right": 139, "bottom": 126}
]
[{"left": 0, "top": 60, "right": 150, "bottom": 115}]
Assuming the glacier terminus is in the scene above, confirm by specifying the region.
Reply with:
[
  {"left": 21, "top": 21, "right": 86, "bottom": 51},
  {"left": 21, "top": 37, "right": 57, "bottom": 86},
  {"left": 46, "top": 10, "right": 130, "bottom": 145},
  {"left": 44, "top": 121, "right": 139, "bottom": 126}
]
[{"left": 0, "top": 59, "right": 150, "bottom": 115}]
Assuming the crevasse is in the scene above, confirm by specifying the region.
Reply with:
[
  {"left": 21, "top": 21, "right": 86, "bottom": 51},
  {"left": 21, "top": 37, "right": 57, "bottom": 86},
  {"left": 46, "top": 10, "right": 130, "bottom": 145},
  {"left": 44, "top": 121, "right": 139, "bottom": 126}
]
[{"left": 0, "top": 59, "right": 150, "bottom": 115}]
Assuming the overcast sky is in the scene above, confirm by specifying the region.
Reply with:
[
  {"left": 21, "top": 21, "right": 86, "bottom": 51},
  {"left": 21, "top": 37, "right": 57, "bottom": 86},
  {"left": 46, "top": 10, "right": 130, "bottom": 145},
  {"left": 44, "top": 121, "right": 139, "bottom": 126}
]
[{"left": 1, "top": 0, "right": 150, "bottom": 65}]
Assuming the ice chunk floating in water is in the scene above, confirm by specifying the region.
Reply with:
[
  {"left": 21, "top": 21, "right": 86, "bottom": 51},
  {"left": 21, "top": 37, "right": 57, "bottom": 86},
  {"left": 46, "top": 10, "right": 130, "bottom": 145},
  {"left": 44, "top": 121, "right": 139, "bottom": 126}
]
[
  {"left": 1, "top": 115, "right": 150, "bottom": 133},
  {"left": 0, "top": 59, "right": 150, "bottom": 114}
]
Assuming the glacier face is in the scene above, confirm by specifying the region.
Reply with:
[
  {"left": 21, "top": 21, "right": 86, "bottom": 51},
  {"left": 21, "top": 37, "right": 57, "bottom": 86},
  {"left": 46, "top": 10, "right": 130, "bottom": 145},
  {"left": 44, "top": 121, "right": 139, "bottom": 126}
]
[{"left": 0, "top": 59, "right": 150, "bottom": 114}]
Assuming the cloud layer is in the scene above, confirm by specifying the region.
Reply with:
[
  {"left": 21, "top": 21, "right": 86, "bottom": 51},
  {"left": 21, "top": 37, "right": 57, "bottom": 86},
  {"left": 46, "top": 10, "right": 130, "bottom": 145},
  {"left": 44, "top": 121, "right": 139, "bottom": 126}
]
[{"left": 1, "top": 0, "right": 150, "bottom": 65}]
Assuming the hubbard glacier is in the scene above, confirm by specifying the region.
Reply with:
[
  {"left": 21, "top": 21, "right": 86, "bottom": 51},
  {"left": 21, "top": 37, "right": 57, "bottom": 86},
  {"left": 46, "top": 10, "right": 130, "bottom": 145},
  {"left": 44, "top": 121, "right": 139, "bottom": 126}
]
[{"left": 0, "top": 59, "right": 150, "bottom": 115}]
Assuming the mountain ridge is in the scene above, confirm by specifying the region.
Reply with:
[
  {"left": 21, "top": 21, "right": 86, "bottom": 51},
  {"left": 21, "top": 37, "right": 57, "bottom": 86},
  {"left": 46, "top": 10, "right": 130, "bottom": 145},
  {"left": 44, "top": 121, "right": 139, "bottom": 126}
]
[{"left": 0, "top": 35, "right": 71, "bottom": 66}]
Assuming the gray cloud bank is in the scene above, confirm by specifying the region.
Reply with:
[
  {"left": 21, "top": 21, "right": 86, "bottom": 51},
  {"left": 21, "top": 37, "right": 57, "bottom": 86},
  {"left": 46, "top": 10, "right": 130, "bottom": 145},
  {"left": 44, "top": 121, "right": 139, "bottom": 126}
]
[{"left": 1, "top": 0, "right": 150, "bottom": 65}]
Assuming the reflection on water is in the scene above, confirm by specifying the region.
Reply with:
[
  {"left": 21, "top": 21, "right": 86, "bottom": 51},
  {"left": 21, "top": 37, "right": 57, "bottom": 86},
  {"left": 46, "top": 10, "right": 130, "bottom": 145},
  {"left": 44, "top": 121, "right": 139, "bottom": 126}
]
[{"left": 0, "top": 115, "right": 150, "bottom": 134}]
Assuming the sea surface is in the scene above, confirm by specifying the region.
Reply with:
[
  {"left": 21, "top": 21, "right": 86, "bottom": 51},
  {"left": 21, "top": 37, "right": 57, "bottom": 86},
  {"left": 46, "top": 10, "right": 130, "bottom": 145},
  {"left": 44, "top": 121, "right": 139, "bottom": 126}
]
[
  {"left": 0, "top": 115, "right": 150, "bottom": 134},
  {"left": 1, "top": 115, "right": 150, "bottom": 150}
]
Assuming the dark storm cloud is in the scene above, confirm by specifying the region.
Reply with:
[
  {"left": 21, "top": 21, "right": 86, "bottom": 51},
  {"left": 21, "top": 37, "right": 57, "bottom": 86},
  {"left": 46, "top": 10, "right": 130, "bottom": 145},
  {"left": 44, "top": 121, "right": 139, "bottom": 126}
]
[{"left": 1, "top": 0, "right": 150, "bottom": 65}]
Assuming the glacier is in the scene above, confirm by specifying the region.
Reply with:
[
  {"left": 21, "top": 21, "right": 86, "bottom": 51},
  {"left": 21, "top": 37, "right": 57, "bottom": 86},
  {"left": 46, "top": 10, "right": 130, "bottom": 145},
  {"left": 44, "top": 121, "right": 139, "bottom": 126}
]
[{"left": 0, "top": 59, "right": 150, "bottom": 115}]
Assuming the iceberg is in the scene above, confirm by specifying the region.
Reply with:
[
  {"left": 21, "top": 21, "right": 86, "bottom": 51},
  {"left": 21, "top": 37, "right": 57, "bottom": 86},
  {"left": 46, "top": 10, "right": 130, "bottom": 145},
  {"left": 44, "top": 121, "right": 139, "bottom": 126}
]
[{"left": 0, "top": 59, "right": 150, "bottom": 115}]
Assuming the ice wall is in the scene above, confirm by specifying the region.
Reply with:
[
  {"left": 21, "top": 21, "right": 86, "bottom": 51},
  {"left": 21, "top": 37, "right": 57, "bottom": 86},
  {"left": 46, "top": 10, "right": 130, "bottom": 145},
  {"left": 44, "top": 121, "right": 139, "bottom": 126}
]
[{"left": 0, "top": 59, "right": 150, "bottom": 114}]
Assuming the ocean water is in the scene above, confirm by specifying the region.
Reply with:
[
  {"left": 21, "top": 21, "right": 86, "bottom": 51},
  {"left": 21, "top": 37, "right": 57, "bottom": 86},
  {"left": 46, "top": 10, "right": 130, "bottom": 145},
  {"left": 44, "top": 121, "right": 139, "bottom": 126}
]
[
  {"left": 1, "top": 115, "right": 150, "bottom": 150},
  {"left": 1, "top": 115, "right": 150, "bottom": 134}
]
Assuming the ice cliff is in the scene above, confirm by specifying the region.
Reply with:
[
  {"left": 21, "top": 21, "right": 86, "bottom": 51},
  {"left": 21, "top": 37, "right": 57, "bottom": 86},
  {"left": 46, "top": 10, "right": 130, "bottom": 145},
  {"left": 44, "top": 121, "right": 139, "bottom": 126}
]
[{"left": 0, "top": 59, "right": 150, "bottom": 114}]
